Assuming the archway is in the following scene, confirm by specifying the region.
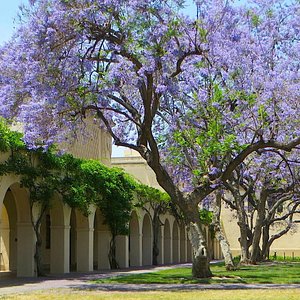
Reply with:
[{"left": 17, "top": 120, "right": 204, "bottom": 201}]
[
  {"left": 164, "top": 219, "right": 171, "bottom": 264},
  {"left": 70, "top": 207, "right": 95, "bottom": 272},
  {"left": 157, "top": 223, "right": 163, "bottom": 264},
  {"left": 172, "top": 221, "right": 179, "bottom": 263},
  {"left": 0, "top": 181, "right": 34, "bottom": 277},
  {"left": 0, "top": 204, "right": 9, "bottom": 271},
  {"left": 40, "top": 209, "right": 51, "bottom": 273},
  {"left": 129, "top": 211, "right": 141, "bottom": 267},
  {"left": 0, "top": 196, "right": 17, "bottom": 272},
  {"left": 142, "top": 213, "right": 152, "bottom": 266}
]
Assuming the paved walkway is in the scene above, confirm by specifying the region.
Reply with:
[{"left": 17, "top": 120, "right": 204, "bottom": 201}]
[{"left": 1, "top": 263, "right": 300, "bottom": 295}]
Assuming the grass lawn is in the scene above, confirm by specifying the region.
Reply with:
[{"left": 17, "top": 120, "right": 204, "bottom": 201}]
[
  {"left": 1, "top": 290, "right": 300, "bottom": 300},
  {"left": 93, "top": 261, "right": 300, "bottom": 285}
]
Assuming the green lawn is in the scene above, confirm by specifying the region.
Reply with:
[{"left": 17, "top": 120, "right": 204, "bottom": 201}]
[
  {"left": 2, "top": 290, "right": 300, "bottom": 300},
  {"left": 93, "top": 262, "right": 300, "bottom": 285}
]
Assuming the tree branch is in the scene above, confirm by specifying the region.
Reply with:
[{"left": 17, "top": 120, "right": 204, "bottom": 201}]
[{"left": 221, "top": 137, "right": 300, "bottom": 182}]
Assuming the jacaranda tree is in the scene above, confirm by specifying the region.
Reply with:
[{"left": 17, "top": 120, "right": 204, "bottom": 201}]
[{"left": 0, "top": 0, "right": 299, "bottom": 277}]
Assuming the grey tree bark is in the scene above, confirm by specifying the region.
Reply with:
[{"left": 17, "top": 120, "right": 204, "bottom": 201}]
[
  {"left": 212, "top": 191, "right": 235, "bottom": 270},
  {"left": 187, "top": 221, "right": 212, "bottom": 278},
  {"left": 250, "top": 189, "right": 267, "bottom": 263}
]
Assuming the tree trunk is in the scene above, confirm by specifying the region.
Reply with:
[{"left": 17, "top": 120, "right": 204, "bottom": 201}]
[
  {"left": 30, "top": 202, "right": 47, "bottom": 277},
  {"left": 212, "top": 192, "right": 235, "bottom": 270},
  {"left": 108, "top": 235, "right": 119, "bottom": 269},
  {"left": 143, "top": 154, "right": 212, "bottom": 277},
  {"left": 238, "top": 220, "right": 250, "bottom": 264},
  {"left": 262, "top": 221, "right": 293, "bottom": 261},
  {"left": 250, "top": 190, "right": 267, "bottom": 264},
  {"left": 33, "top": 224, "right": 45, "bottom": 276},
  {"left": 234, "top": 195, "right": 251, "bottom": 264},
  {"left": 187, "top": 221, "right": 212, "bottom": 278},
  {"left": 261, "top": 225, "right": 270, "bottom": 260}
]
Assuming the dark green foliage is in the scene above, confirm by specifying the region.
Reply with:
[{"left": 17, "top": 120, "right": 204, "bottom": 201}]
[
  {"left": 199, "top": 209, "right": 213, "bottom": 226},
  {"left": 61, "top": 159, "right": 135, "bottom": 236},
  {"left": 0, "top": 118, "right": 25, "bottom": 152},
  {"left": 135, "top": 184, "right": 170, "bottom": 207},
  {"left": 0, "top": 120, "right": 165, "bottom": 237}
]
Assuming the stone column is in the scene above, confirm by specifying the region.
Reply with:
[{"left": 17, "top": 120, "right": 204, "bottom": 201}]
[
  {"left": 97, "top": 230, "right": 111, "bottom": 269},
  {"left": 17, "top": 222, "right": 35, "bottom": 277},
  {"left": 130, "top": 233, "right": 142, "bottom": 267},
  {"left": 50, "top": 225, "right": 70, "bottom": 274},
  {"left": 76, "top": 227, "right": 94, "bottom": 272},
  {"left": 116, "top": 235, "right": 129, "bottom": 268}
]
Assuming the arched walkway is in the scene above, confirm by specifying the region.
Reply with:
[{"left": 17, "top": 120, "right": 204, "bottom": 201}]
[
  {"left": 156, "top": 223, "right": 163, "bottom": 264},
  {"left": 164, "top": 219, "right": 171, "bottom": 264},
  {"left": 49, "top": 197, "right": 71, "bottom": 274},
  {"left": 142, "top": 213, "right": 152, "bottom": 266},
  {"left": 40, "top": 209, "right": 51, "bottom": 273},
  {"left": 69, "top": 210, "right": 77, "bottom": 271},
  {"left": 0, "top": 197, "right": 16, "bottom": 272},
  {"left": 0, "top": 181, "right": 35, "bottom": 277},
  {"left": 129, "top": 211, "right": 141, "bottom": 267},
  {"left": 180, "top": 225, "right": 187, "bottom": 263},
  {"left": 172, "top": 221, "right": 179, "bottom": 263},
  {"left": 70, "top": 207, "right": 96, "bottom": 272}
]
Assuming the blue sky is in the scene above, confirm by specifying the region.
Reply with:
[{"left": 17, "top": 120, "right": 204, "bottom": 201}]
[
  {"left": 0, "top": 0, "right": 198, "bottom": 46},
  {"left": 0, "top": 0, "right": 28, "bottom": 45}
]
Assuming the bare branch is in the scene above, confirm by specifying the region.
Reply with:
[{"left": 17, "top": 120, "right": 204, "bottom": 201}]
[{"left": 221, "top": 137, "right": 300, "bottom": 182}]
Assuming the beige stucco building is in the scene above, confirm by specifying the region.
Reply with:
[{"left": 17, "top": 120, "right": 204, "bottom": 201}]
[{"left": 221, "top": 208, "right": 300, "bottom": 258}]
